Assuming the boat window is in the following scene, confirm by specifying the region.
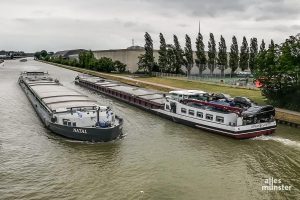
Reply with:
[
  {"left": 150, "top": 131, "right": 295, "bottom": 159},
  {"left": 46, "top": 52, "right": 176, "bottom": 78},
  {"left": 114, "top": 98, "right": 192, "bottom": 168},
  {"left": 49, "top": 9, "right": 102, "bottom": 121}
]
[
  {"left": 63, "top": 119, "right": 68, "bottom": 125},
  {"left": 188, "top": 110, "right": 194, "bottom": 116},
  {"left": 181, "top": 108, "right": 187, "bottom": 113},
  {"left": 67, "top": 122, "right": 72, "bottom": 126},
  {"left": 73, "top": 122, "right": 76, "bottom": 127},
  {"left": 216, "top": 116, "right": 224, "bottom": 123},
  {"left": 197, "top": 112, "right": 203, "bottom": 118},
  {"left": 166, "top": 104, "right": 170, "bottom": 110},
  {"left": 179, "top": 95, "right": 183, "bottom": 98},
  {"left": 206, "top": 114, "right": 213, "bottom": 120}
]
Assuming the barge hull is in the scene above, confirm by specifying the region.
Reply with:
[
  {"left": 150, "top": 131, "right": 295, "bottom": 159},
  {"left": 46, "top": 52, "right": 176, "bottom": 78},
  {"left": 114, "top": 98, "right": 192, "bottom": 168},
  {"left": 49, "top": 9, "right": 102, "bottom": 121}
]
[
  {"left": 76, "top": 76, "right": 276, "bottom": 139},
  {"left": 19, "top": 76, "right": 123, "bottom": 142}
]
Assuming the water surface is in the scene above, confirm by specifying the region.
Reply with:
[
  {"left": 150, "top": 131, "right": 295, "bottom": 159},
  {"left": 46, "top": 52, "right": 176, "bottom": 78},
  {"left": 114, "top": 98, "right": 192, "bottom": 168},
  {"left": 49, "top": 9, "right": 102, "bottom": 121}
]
[{"left": 0, "top": 59, "right": 299, "bottom": 199}]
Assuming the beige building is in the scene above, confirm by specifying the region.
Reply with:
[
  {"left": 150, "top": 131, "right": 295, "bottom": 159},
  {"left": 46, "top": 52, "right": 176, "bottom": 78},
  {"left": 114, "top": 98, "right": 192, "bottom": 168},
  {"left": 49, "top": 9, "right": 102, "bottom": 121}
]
[
  {"left": 93, "top": 46, "right": 242, "bottom": 75},
  {"left": 93, "top": 46, "right": 159, "bottom": 72}
]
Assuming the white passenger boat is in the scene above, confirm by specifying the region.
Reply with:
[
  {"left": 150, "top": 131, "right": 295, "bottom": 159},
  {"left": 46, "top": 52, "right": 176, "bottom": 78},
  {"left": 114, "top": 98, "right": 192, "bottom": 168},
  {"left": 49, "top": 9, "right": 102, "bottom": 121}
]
[{"left": 154, "top": 90, "right": 276, "bottom": 139}]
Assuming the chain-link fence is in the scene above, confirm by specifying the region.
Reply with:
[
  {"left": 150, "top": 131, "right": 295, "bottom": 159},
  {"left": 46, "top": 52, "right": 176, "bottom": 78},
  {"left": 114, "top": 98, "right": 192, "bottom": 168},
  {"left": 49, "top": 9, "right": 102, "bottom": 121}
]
[{"left": 152, "top": 72, "right": 256, "bottom": 88}]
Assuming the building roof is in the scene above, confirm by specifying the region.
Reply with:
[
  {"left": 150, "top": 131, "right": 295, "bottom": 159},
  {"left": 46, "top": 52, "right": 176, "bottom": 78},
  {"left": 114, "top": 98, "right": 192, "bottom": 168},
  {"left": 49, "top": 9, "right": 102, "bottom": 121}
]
[
  {"left": 53, "top": 49, "right": 85, "bottom": 58},
  {"left": 127, "top": 45, "right": 144, "bottom": 50}
]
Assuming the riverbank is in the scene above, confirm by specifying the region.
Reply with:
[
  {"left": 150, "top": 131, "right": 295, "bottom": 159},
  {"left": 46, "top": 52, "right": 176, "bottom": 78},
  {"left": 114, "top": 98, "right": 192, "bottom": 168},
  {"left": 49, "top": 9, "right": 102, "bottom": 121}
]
[{"left": 39, "top": 61, "right": 300, "bottom": 126}]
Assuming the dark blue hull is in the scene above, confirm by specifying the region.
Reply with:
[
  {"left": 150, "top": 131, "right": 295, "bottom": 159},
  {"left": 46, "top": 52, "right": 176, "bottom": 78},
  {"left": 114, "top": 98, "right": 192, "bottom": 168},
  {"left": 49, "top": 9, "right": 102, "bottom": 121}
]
[{"left": 48, "top": 121, "right": 123, "bottom": 142}]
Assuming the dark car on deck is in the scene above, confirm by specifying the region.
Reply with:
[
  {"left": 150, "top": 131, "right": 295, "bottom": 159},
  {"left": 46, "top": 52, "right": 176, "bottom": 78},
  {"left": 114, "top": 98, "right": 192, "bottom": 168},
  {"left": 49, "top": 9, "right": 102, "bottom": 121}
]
[
  {"left": 242, "top": 105, "right": 275, "bottom": 123},
  {"left": 233, "top": 96, "right": 254, "bottom": 108}
]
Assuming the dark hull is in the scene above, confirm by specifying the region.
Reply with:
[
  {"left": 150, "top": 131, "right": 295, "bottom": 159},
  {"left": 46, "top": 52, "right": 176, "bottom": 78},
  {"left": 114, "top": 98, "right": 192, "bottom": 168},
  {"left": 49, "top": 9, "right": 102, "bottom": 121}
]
[
  {"left": 19, "top": 78, "right": 123, "bottom": 142},
  {"left": 154, "top": 110, "right": 276, "bottom": 139},
  {"left": 48, "top": 122, "right": 123, "bottom": 142}
]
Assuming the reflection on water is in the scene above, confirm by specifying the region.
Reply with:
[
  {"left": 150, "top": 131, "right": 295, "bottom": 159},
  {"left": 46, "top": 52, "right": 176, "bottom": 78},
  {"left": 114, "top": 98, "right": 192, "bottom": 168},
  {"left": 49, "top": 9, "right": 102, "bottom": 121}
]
[{"left": 0, "top": 59, "right": 299, "bottom": 200}]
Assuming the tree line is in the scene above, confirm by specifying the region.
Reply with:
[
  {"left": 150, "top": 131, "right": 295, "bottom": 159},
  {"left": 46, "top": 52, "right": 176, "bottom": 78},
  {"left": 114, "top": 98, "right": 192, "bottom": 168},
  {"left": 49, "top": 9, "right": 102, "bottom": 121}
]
[
  {"left": 139, "top": 32, "right": 300, "bottom": 111},
  {"left": 138, "top": 32, "right": 266, "bottom": 76},
  {"left": 34, "top": 50, "right": 127, "bottom": 73}
]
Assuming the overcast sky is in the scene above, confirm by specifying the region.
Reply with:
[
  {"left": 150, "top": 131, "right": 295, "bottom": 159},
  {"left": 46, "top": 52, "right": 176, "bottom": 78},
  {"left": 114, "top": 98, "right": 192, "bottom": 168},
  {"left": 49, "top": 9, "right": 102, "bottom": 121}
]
[{"left": 0, "top": 0, "right": 299, "bottom": 52}]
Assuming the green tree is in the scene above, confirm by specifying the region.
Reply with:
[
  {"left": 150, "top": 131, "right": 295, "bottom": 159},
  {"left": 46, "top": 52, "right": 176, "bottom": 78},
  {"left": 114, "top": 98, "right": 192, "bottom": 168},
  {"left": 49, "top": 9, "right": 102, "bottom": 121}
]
[
  {"left": 217, "top": 35, "right": 227, "bottom": 76},
  {"left": 173, "top": 35, "right": 184, "bottom": 74},
  {"left": 208, "top": 33, "right": 216, "bottom": 75},
  {"left": 249, "top": 37, "right": 258, "bottom": 73},
  {"left": 229, "top": 36, "right": 239, "bottom": 75},
  {"left": 260, "top": 39, "right": 266, "bottom": 53},
  {"left": 144, "top": 32, "right": 154, "bottom": 74},
  {"left": 165, "top": 44, "right": 176, "bottom": 73},
  {"left": 158, "top": 33, "right": 168, "bottom": 72},
  {"left": 40, "top": 50, "right": 48, "bottom": 58},
  {"left": 79, "top": 50, "right": 95, "bottom": 69},
  {"left": 137, "top": 54, "right": 147, "bottom": 72},
  {"left": 240, "top": 36, "right": 249, "bottom": 71},
  {"left": 195, "top": 32, "right": 206, "bottom": 76},
  {"left": 255, "top": 35, "right": 300, "bottom": 110},
  {"left": 95, "top": 57, "right": 115, "bottom": 72},
  {"left": 184, "top": 34, "right": 194, "bottom": 76},
  {"left": 34, "top": 52, "right": 41, "bottom": 59},
  {"left": 114, "top": 60, "right": 127, "bottom": 73}
]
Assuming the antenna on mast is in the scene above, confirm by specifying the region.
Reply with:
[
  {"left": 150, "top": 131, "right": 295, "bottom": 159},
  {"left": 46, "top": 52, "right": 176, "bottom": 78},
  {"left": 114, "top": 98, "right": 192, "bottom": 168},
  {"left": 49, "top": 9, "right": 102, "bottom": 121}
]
[
  {"left": 132, "top": 38, "right": 135, "bottom": 46},
  {"left": 198, "top": 21, "right": 201, "bottom": 34}
]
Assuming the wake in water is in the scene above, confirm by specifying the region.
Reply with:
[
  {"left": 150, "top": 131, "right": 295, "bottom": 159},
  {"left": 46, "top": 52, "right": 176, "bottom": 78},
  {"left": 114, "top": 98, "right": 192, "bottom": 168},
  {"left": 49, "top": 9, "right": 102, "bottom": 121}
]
[{"left": 253, "top": 135, "right": 300, "bottom": 149}]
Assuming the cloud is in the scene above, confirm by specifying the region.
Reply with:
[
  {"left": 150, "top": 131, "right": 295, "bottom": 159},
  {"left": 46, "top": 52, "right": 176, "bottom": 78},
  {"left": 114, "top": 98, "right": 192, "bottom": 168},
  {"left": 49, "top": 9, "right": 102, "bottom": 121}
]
[{"left": 0, "top": 0, "right": 299, "bottom": 52}]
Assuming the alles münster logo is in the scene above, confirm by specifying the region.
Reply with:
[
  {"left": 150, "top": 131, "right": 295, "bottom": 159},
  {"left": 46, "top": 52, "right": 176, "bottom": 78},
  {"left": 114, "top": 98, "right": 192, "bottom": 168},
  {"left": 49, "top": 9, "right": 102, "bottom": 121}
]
[{"left": 262, "top": 177, "right": 292, "bottom": 191}]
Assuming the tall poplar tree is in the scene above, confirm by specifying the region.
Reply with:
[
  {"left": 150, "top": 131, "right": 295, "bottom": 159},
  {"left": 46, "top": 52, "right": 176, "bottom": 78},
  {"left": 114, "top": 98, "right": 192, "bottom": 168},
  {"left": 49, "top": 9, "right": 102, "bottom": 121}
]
[
  {"left": 144, "top": 32, "right": 154, "bottom": 74},
  {"left": 249, "top": 37, "right": 258, "bottom": 73},
  {"left": 158, "top": 33, "right": 167, "bottom": 72},
  {"left": 217, "top": 35, "right": 227, "bottom": 76},
  {"left": 166, "top": 44, "right": 176, "bottom": 73},
  {"left": 229, "top": 36, "right": 239, "bottom": 75},
  {"left": 260, "top": 39, "right": 266, "bottom": 53},
  {"left": 208, "top": 33, "right": 216, "bottom": 75},
  {"left": 173, "top": 35, "right": 184, "bottom": 74},
  {"left": 184, "top": 34, "right": 194, "bottom": 76},
  {"left": 240, "top": 36, "right": 249, "bottom": 71},
  {"left": 195, "top": 32, "right": 206, "bottom": 76}
]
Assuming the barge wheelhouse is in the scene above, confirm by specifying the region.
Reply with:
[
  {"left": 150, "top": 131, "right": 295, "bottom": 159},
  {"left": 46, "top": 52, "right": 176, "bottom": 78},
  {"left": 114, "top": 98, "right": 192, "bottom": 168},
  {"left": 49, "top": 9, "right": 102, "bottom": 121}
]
[{"left": 19, "top": 72, "right": 123, "bottom": 142}]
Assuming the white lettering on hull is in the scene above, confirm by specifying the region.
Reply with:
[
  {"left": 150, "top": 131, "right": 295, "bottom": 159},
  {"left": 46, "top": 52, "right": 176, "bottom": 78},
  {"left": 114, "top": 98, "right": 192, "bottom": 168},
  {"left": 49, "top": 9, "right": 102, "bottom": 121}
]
[{"left": 73, "top": 128, "right": 88, "bottom": 134}]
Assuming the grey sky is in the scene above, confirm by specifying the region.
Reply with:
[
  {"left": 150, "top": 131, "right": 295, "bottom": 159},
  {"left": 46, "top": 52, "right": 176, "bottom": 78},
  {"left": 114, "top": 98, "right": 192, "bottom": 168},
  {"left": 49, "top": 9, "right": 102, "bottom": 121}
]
[{"left": 0, "top": 0, "right": 299, "bottom": 52}]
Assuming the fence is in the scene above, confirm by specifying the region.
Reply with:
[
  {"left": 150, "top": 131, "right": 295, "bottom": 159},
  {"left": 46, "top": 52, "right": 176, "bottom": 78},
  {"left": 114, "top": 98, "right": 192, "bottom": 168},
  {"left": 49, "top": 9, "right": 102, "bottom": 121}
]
[{"left": 152, "top": 72, "right": 256, "bottom": 88}]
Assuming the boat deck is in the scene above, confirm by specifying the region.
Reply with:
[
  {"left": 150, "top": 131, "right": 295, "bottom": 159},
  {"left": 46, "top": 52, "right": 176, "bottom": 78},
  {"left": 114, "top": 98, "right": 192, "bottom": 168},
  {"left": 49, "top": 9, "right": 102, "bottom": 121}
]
[
  {"left": 24, "top": 78, "right": 97, "bottom": 112},
  {"left": 77, "top": 75, "right": 166, "bottom": 109}
]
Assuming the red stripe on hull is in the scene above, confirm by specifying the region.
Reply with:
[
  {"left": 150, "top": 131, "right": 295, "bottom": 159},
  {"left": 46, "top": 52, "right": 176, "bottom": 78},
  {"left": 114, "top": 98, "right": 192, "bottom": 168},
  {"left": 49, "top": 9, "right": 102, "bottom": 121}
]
[{"left": 233, "top": 129, "right": 275, "bottom": 139}]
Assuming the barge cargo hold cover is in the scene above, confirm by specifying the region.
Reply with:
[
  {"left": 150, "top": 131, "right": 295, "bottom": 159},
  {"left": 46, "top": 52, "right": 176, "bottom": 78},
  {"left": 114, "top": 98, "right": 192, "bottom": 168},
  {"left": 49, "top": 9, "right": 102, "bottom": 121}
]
[{"left": 75, "top": 75, "right": 165, "bottom": 110}]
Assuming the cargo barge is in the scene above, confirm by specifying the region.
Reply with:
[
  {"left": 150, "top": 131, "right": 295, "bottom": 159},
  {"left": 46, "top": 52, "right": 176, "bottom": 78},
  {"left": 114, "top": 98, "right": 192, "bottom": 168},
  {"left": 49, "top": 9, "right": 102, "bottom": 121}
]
[
  {"left": 19, "top": 72, "right": 123, "bottom": 142},
  {"left": 75, "top": 74, "right": 276, "bottom": 139}
]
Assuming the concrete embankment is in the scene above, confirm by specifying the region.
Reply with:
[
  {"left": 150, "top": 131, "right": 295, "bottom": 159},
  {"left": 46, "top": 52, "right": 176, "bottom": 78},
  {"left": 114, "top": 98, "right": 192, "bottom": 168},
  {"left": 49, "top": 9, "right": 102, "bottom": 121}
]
[{"left": 39, "top": 61, "right": 300, "bottom": 127}]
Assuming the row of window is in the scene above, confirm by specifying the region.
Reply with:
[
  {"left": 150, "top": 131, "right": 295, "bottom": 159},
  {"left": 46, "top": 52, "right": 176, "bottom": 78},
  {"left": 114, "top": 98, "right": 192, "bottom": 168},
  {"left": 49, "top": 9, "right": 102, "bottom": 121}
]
[{"left": 181, "top": 108, "right": 224, "bottom": 123}]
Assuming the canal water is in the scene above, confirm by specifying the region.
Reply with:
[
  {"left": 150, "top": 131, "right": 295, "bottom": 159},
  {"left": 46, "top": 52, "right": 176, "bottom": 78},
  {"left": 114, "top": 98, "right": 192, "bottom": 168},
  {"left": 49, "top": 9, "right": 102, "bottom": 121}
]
[{"left": 0, "top": 59, "right": 299, "bottom": 200}]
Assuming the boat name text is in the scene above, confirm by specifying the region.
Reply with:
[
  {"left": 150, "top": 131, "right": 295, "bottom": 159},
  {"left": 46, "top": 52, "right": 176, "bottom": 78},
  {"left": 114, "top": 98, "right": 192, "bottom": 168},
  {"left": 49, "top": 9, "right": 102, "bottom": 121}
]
[{"left": 73, "top": 128, "right": 88, "bottom": 134}]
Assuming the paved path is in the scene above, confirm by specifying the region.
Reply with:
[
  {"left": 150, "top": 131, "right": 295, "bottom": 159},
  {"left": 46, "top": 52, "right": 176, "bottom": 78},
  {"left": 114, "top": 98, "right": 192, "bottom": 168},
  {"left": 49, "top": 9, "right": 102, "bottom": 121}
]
[{"left": 276, "top": 108, "right": 300, "bottom": 116}]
